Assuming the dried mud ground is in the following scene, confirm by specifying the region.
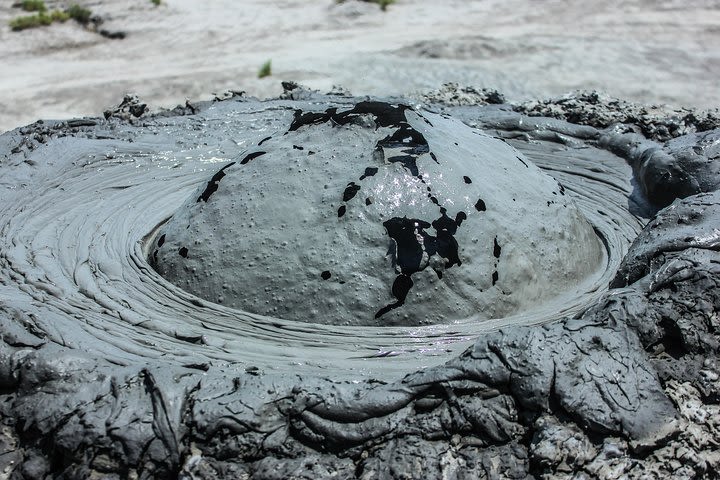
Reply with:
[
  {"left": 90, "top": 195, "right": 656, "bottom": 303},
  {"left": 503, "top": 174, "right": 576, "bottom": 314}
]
[{"left": 1, "top": 0, "right": 720, "bottom": 133}]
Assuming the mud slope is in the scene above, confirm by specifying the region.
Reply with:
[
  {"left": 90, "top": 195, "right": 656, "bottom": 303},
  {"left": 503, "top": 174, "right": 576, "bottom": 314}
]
[{"left": 1, "top": 0, "right": 719, "bottom": 132}]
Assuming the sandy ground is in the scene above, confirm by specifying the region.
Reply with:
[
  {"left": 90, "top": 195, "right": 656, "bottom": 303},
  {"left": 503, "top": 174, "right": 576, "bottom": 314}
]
[{"left": 0, "top": 0, "right": 719, "bottom": 133}]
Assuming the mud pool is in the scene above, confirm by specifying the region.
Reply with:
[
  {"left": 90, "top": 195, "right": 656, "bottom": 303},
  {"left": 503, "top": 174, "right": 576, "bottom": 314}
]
[{"left": 1, "top": 95, "right": 639, "bottom": 377}]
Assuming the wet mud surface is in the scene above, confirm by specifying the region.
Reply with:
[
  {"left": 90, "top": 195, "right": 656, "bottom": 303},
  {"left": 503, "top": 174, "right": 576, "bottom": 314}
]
[
  {"left": 0, "top": 88, "right": 718, "bottom": 478},
  {"left": 149, "top": 101, "right": 602, "bottom": 327}
]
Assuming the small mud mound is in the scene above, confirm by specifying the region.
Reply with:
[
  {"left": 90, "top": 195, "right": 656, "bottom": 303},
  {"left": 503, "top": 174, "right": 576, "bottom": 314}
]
[{"left": 150, "top": 102, "right": 603, "bottom": 326}]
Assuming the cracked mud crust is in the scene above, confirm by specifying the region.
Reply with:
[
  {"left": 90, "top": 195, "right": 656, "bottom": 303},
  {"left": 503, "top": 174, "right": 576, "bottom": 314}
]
[{"left": 0, "top": 90, "right": 718, "bottom": 479}]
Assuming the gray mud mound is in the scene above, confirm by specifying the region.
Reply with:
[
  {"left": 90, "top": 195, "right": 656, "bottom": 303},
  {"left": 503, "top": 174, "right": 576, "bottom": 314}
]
[
  {"left": 0, "top": 89, "right": 718, "bottom": 479},
  {"left": 150, "top": 101, "right": 602, "bottom": 326}
]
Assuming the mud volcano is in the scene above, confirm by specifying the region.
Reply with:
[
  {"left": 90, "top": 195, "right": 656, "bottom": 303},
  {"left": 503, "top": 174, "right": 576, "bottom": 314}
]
[
  {"left": 150, "top": 102, "right": 603, "bottom": 326},
  {"left": 1, "top": 89, "right": 719, "bottom": 479}
]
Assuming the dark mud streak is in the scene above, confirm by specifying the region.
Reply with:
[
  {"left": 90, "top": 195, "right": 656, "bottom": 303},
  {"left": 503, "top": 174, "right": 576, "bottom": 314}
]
[
  {"left": 387, "top": 154, "right": 424, "bottom": 177},
  {"left": 197, "top": 161, "right": 236, "bottom": 203},
  {"left": 343, "top": 182, "right": 361, "bottom": 202},
  {"left": 378, "top": 127, "right": 429, "bottom": 156},
  {"left": 494, "top": 237, "right": 502, "bottom": 259},
  {"left": 516, "top": 156, "right": 529, "bottom": 168},
  {"left": 258, "top": 136, "right": 272, "bottom": 146},
  {"left": 287, "top": 108, "right": 337, "bottom": 132},
  {"left": 289, "top": 102, "right": 482, "bottom": 320},
  {"left": 291, "top": 103, "right": 440, "bottom": 263},
  {"left": 239, "top": 151, "right": 267, "bottom": 165},
  {"left": 429, "top": 209, "right": 464, "bottom": 268},
  {"left": 374, "top": 274, "right": 414, "bottom": 319},
  {"left": 376, "top": 207, "right": 467, "bottom": 318},
  {"left": 288, "top": 101, "right": 410, "bottom": 133},
  {"left": 592, "top": 226, "right": 611, "bottom": 261},
  {"left": 359, "top": 167, "right": 379, "bottom": 180}
]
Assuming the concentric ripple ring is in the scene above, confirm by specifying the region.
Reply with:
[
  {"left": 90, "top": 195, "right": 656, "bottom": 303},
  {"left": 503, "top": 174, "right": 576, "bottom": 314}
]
[{"left": 0, "top": 97, "right": 645, "bottom": 379}]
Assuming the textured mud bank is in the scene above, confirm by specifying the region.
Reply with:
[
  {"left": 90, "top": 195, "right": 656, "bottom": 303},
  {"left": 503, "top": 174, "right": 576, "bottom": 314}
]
[{"left": 0, "top": 87, "right": 718, "bottom": 479}]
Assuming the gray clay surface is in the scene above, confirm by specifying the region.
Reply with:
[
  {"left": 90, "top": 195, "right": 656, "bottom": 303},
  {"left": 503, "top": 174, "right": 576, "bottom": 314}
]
[
  {"left": 151, "top": 102, "right": 602, "bottom": 326},
  {"left": 0, "top": 88, "right": 718, "bottom": 479}
]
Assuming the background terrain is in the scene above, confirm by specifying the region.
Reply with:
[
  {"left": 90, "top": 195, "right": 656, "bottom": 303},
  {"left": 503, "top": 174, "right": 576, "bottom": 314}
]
[{"left": 0, "top": 0, "right": 718, "bottom": 132}]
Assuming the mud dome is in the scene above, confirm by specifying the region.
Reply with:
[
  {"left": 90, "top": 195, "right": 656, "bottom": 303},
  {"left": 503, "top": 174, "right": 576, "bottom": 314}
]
[{"left": 150, "top": 102, "right": 603, "bottom": 326}]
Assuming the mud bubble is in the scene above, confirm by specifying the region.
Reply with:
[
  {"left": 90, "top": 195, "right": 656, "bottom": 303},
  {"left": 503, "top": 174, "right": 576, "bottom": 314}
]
[{"left": 150, "top": 101, "right": 603, "bottom": 326}]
